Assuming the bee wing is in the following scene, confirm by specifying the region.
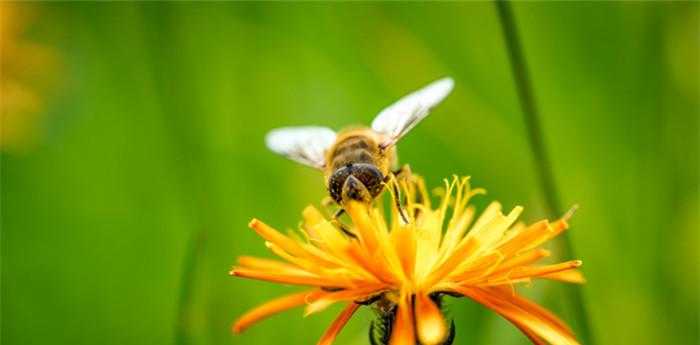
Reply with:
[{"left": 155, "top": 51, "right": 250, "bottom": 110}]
[
  {"left": 371, "top": 77, "right": 454, "bottom": 149},
  {"left": 265, "top": 126, "right": 336, "bottom": 169}
]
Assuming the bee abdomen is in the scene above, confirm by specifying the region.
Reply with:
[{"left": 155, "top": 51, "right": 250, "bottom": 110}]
[
  {"left": 333, "top": 136, "right": 370, "bottom": 154},
  {"left": 330, "top": 136, "right": 377, "bottom": 170},
  {"left": 331, "top": 149, "right": 375, "bottom": 170}
]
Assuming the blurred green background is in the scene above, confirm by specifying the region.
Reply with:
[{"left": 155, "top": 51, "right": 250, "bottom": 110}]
[{"left": 2, "top": 2, "right": 698, "bottom": 345}]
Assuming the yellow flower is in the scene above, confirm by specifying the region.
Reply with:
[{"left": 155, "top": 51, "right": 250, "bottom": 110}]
[{"left": 231, "top": 176, "right": 584, "bottom": 345}]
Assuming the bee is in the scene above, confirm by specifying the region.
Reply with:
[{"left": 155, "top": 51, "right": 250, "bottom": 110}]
[{"left": 266, "top": 77, "right": 454, "bottom": 214}]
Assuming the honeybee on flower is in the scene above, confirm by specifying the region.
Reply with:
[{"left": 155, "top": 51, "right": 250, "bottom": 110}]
[
  {"left": 230, "top": 175, "right": 584, "bottom": 345},
  {"left": 265, "top": 77, "right": 454, "bottom": 222}
]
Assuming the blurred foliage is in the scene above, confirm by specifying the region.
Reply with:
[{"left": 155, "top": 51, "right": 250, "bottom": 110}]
[
  {"left": 0, "top": 2, "right": 61, "bottom": 151},
  {"left": 1, "top": 2, "right": 698, "bottom": 345}
]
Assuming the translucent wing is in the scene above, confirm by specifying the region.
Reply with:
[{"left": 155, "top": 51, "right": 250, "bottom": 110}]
[
  {"left": 371, "top": 77, "right": 454, "bottom": 149},
  {"left": 265, "top": 126, "right": 336, "bottom": 169}
]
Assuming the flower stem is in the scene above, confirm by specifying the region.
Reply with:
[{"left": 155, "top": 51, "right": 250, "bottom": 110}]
[
  {"left": 175, "top": 229, "right": 206, "bottom": 345},
  {"left": 494, "top": 1, "right": 595, "bottom": 344}
]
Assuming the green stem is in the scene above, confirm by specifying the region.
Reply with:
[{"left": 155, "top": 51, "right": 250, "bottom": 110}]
[
  {"left": 136, "top": 5, "right": 211, "bottom": 344},
  {"left": 494, "top": 1, "right": 595, "bottom": 344},
  {"left": 175, "top": 229, "right": 206, "bottom": 345}
]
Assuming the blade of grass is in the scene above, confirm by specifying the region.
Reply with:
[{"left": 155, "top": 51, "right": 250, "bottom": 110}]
[
  {"left": 175, "top": 230, "right": 206, "bottom": 345},
  {"left": 136, "top": 4, "right": 213, "bottom": 344},
  {"left": 494, "top": 1, "right": 595, "bottom": 344}
]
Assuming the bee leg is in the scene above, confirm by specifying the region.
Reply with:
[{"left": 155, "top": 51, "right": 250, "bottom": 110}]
[
  {"left": 384, "top": 174, "right": 410, "bottom": 224},
  {"left": 392, "top": 183, "right": 410, "bottom": 224},
  {"left": 392, "top": 164, "right": 423, "bottom": 218},
  {"left": 392, "top": 164, "right": 412, "bottom": 181},
  {"left": 332, "top": 208, "right": 357, "bottom": 239}
]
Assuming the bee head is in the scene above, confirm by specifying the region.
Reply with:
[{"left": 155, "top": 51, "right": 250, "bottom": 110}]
[{"left": 328, "top": 163, "right": 384, "bottom": 204}]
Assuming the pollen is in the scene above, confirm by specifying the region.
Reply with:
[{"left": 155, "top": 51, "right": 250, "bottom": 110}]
[{"left": 230, "top": 175, "right": 585, "bottom": 345}]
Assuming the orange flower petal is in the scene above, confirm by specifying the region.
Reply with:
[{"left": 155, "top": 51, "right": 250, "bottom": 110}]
[
  {"left": 345, "top": 201, "right": 380, "bottom": 253},
  {"left": 231, "top": 267, "right": 343, "bottom": 287},
  {"left": 232, "top": 290, "right": 319, "bottom": 333},
  {"left": 237, "top": 256, "right": 300, "bottom": 271},
  {"left": 265, "top": 242, "right": 336, "bottom": 278},
  {"left": 305, "top": 284, "right": 387, "bottom": 316},
  {"left": 389, "top": 294, "right": 416, "bottom": 345},
  {"left": 509, "top": 260, "right": 582, "bottom": 280},
  {"left": 391, "top": 227, "right": 416, "bottom": 281},
  {"left": 345, "top": 242, "right": 397, "bottom": 284},
  {"left": 440, "top": 206, "right": 475, "bottom": 257},
  {"left": 449, "top": 251, "right": 503, "bottom": 283},
  {"left": 316, "top": 303, "right": 360, "bottom": 345},
  {"left": 249, "top": 219, "right": 310, "bottom": 259},
  {"left": 415, "top": 293, "right": 447, "bottom": 345},
  {"left": 541, "top": 269, "right": 586, "bottom": 284},
  {"left": 302, "top": 205, "right": 325, "bottom": 240},
  {"left": 495, "top": 249, "right": 551, "bottom": 273},
  {"left": 497, "top": 219, "right": 569, "bottom": 257},
  {"left": 496, "top": 220, "right": 549, "bottom": 256},
  {"left": 455, "top": 287, "right": 579, "bottom": 345},
  {"left": 421, "top": 237, "right": 477, "bottom": 289},
  {"left": 486, "top": 286, "right": 574, "bottom": 337},
  {"left": 472, "top": 249, "right": 551, "bottom": 284},
  {"left": 512, "top": 322, "right": 547, "bottom": 345}
]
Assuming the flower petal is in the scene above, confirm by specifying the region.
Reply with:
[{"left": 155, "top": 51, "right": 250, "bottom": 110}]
[
  {"left": 389, "top": 294, "right": 416, "bottom": 345},
  {"left": 391, "top": 226, "right": 416, "bottom": 281},
  {"left": 440, "top": 206, "right": 475, "bottom": 258},
  {"left": 233, "top": 290, "right": 320, "bottom": 333},
  {"left": 483, "top": 286, "right": 575, "bottom": 336},
  {"left": 305, "top": 285, "right": 387, "bottom": 316},
  {"left": 449, "top": 251, "right": 504, "bottom": 284},
  {"left": 237, "top": 256, "right": 302, "bottom": 271},
  {"left": 345, "top": 201, "right": 380, "bottom": 253},
  {"left": 345, "top": 242, "right": 397, "bottom": 284},
  {"left": 231, "top": 267, "right": 343, "bottom": 287},
  {"left": 415, "top": 293, "right": 448, "bottom": 345},
  {"left": 421, "top": 237, "right": 477, "bottom": 289},
  {"left": 497, "top": 219, "right": 568, "bottom": 257},
  {"left": 249, "top": 219, "right": 313, "bottom": 260},
  {"left": 455, "top": 287, "right": 579, "bottom": 345},
  {"left": 301, "top": 205, "right": 326, "bottom": 241},
  {"left": 494, "top": 249, "right": 550, "bottom": 274},
  {"left": 317, "top": 303, "right": 360, "bottom": 345},
  {"left": 509, "top": 260, "right": 582, "bottom": 280},
  {"left": 472, "top": 206, "right": 523, "bottom": 253},
  {"left": 541, "top": 269, "right": 586, "bottom": 284}
]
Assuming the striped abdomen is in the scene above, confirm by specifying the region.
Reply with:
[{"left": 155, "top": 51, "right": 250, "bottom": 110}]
[{"left": 329, "top": 135, "right": 380, "bottom": 171}]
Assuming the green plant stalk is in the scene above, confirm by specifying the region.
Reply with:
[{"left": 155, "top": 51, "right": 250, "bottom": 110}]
[
  {"left": 175, "top": 229, "right": 206, "bottom": 345},
  {"left": 494, "top": 1, "right": 595, "bottom": 344}
]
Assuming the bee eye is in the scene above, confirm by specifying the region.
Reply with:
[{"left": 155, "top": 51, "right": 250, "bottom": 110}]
[
  {"left": 328, "top": 166, "right": 351, "bottom": 204},
  {"left": 352, "top": 164, "right": 384, "bottom": 198},
  {"left": 328, "top": 164, "right": 384, "bottom": 204}
]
